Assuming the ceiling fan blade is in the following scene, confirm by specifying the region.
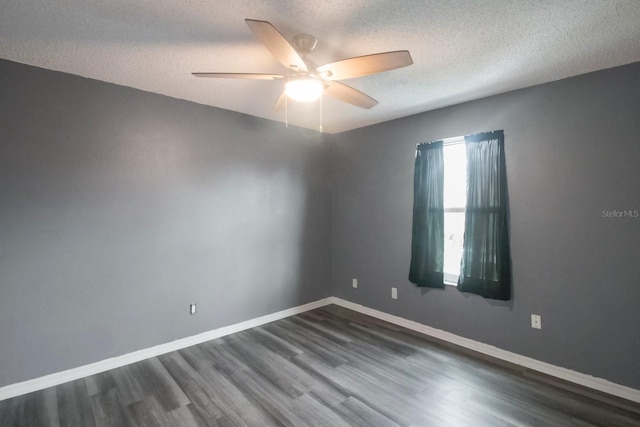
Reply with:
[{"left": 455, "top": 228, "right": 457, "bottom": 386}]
[
  {"left": 324, "top": 81, "right": 378, "bottom": 109},
  {"left": 273, "top": 91, "right": 287, "bottom": 112},
  {"left": 192, "top": 72, "right": 284, "bottom": 80},
  {"left": 245, "top": 19, "right": 308, "bottom": 72},
  {"left": 316, "top": 50, "right": 413, "bottom": 80}
]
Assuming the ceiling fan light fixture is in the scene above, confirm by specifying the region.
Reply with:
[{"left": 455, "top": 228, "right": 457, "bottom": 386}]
[
  {"left": 193, "top": 20, "right": 413, "bottom": 112},
  {"left": 285, "top": 78, "right": 323, "bottom": 102}
]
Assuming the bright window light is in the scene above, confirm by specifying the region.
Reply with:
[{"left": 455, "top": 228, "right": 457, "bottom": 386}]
[
  {"left": 285, "top": 79, "right": 323, "bottom": 102},
  {"left": 443, "top": 138, "right": 467, "bottom": 285}
]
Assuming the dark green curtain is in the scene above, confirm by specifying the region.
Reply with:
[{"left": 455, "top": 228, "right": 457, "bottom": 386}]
[
  {"left": 409, "top": 141, "right": 444, "bottom": 288},
  {"left": 458, "top": 130, "right": 511, "bottom": 300}
]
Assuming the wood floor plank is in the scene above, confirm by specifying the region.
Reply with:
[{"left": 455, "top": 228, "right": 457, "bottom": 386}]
[
  {"left": 197, "top": 339, "right": 250, "bottom": 377},
  {"left": 1, "top": 305, "right": 640, "bottom": 426},
  {"left": 20, "top": 392, "right": 42, "bottom": 427},
  {"left": 292, "top": 315, "right": 354, "bottom": 344},
  {"left": 89, "top": 388, "right": 136, "bottom": 427},
  {"left": 265, "top": 321, "right": 350, "bottom": 368},
  {"left": 127, "top": 396, "right": 175, "bottom": 427},
  {"left": 226, "top": 335, "right": 308, "bottom": 399},
  {"left": 57, "top": 379, "right": 97, "bottom": 427},
  {"left": 290, "top": 393, "right": 352, "bottom": 427},
  {"left": 246, "top": 327, "right": 304, "bottom": 359},
  {"left": 35, "top": 387, "right": 60, "bottom": 427},
  {"left": 336, "top": 396, "right": 402, "bottom": 427},
  {"left": 229, "top": 369, "right": 308, "bottom": 426},
  {"left": 133, "top": 358, "right": 191, "bottom": 412},
  {"left": 177, "top": 379, "right": 224, "bottom": 425},
  {"left": 158, "top": 351, "right": 201, "bottom": 388},
  {"left": 85, "top": 371, "right": 117, "bottom": 397},
  {"left": 110, "top": 364, "right": 147, "bottom": 406},
  {"left": 292, "top": 351, "right": 417, "bottom": 426},
  {"left": 196, "top": 365, "right": 278, "bottom": 426},
  {"left": 168, "top": 404, "right": 208, "bottom": 427},
  {"left": 231, "top": 330, "right": 348, "bottom": 406},
  {"left": 0, "top": 398, "right": 19, "bottom": 427},
  {"left": 177, "top": 346, "right": 215, "bottom": 372},
  {"left": 158, "top": 352, "right": 225, "bottom": 423}
]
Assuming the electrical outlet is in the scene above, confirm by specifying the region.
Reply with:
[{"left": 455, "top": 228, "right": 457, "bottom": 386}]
[
  {"left": 391, "top": 287, "right": 397, "bottom": 299},
  {"left": 352, "top": 278, "right": 358, "bottom": 288},
  {"left": 190, "top": 304, "right": 197, "bottom": 315},
  {"left": 531, "top": 314, "right": 541, "bottom": 329}
]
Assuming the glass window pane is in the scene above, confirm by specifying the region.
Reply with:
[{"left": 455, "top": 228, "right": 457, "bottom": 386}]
[
  {"left": 444, "top": 212, "right": 465, "bottom": 278},
  {"left": 443, "top": 143, "right": 467, "bottom": 209}
]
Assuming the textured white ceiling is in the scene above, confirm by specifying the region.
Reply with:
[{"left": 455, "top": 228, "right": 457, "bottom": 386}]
[{"left": 1, "top": 0, "right": 639, "bottom": 133}]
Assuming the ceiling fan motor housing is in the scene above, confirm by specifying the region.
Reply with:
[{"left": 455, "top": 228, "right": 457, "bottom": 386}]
[{"left": 292, "top": 33, "right": 318, "bottom": 55}]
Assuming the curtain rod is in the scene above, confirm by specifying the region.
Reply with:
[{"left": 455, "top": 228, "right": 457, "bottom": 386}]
[{"left": 417, "top": 129, "right": 504, "bottom": 147}]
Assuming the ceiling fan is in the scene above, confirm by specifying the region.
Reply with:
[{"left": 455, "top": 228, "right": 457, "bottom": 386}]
[{"left": 192, "top": 19, "right": 413, "bottom": 111}]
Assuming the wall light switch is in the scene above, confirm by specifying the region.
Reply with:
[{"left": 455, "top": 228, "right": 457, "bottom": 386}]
[
  {"left": 531, "top": 314, "right": 541, "bottom": 329},
  {"left": 190, "top": 304, "right": 197, "bottom": 315},
  {"left": 352, "top": 278, "right": 358, "bottom": 288},
  {"left": 391, "top": 287, "right": 398, "bottom": 299}
]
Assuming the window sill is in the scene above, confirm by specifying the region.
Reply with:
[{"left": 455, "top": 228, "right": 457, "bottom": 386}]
[{"left": 443, "top": 273, "right": 459, "bottom": 286}]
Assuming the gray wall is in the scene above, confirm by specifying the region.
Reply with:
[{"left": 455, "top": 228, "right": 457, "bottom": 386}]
[
  {"left": 0, "top": 59, "right": 331, "bottom": 387},
  {"left": 330, "top": 62, "right": 640, "bottom": 389}
]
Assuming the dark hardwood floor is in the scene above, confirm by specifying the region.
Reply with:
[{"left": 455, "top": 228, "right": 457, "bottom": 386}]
[{"left": 1, "top": 305, "right": 639, "bottom": 426}]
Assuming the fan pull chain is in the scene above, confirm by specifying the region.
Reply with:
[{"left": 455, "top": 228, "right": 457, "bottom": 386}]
[{"left": 285, "top": 94, "right": 288, "bottom": 128}]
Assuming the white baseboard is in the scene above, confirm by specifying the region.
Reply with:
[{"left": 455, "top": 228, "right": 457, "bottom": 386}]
[
  {"left": 2, "top": 296, "right": 639, "bottom": 405},
  {"left": 327, "top": 297, "right": 640, "bottom": 404},
  {"left": 0, "top": 298, "right": 333, "bottom": 402}
]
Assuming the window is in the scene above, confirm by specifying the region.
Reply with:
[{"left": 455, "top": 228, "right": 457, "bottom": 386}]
[
  {"left": 409, "top": 130, "right": 510, "bottom": 300},
  {"left": 442, "top": 137, "right": 466, "bottom": 285}
]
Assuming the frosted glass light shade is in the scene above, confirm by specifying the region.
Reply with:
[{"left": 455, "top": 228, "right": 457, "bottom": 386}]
[{"left": 285, "top": 79, "right": 323, "bottom": 102}]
